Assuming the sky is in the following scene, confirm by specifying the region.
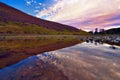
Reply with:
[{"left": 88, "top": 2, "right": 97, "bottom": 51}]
[{"left": 1, "top": 0, "right": 120, "bottom": 31}]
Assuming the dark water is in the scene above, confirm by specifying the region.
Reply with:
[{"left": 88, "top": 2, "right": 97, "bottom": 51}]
[{"left": 0, "top": 38, "right": 120, "bottom": 80}]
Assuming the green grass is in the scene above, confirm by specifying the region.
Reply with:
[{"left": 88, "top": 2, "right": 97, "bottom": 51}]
[{"left": 0, "top": 21, "right": 89, "bottom": 35}]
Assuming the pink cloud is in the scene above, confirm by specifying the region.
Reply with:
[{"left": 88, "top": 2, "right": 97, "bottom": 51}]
[{"left": 36, "top": 0, "right": 120, "bottom": 31}]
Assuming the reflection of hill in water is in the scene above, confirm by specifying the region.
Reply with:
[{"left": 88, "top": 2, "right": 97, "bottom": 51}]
[
  {"left": 0, "top": 41, "right": 120, "bottom": 80},
  {"left": 0, "top": 38, "right": 83, "bottom": 69}
]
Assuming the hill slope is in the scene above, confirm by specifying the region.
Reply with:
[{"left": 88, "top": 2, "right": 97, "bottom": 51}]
[
  {"left": 0, "top": 2, "right": 90, "bottom": 35},
  {"left": 98, "top": 28, "right": 120, "bottom": 34},
  {"left": 104, "top": 28, "right": 120, "bottom": 34}
]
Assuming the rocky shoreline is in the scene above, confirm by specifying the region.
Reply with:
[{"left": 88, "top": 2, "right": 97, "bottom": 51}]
[{"left": 85, "top": 35, "right": 120, "bottom": 46}]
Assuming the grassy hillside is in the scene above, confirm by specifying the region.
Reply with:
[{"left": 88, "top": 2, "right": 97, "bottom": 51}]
[
  {"left": 0, "top": 22, "right": 89, "bottom": 35},
  {"left": 0, "top": 2, "right": 89, "bottom": 35},
  {"left": 0, "top": 2, "right": 79, "bottom": 31}
]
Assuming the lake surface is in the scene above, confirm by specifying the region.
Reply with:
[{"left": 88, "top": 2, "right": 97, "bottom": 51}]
[{"left": 0, "top": 38, "right": 120, "bottom": 80}]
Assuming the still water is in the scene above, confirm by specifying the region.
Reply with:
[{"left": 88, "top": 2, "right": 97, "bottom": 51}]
[{"left": 0, "top": 38, "right": 120, "bottom": 80}]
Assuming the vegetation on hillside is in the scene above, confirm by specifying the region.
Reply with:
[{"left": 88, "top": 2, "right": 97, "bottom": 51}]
[
  {"left": 0, "top": 2, "right": 80, "bottom": 32},
  {"left": 0, "top": 2, "right": 89, "bottom": 35},
  {"left": 0, "top": 22, "right": 89, "bottom": 35}
]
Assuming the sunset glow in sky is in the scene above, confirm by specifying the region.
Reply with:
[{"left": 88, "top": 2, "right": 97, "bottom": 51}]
[{"left": 1, "top": 0, "right": 120, "bottom": 31}]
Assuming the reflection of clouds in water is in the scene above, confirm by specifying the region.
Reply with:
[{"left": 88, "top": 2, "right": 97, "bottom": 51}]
[
  {"left": 1, "top": 42, "right": 120, "bottom": 80},
  {"left": 0, "top": 54, "right": 69, "bottom": 80},
  {"left": 69, "top": 43, "right": 120, "bottom": 60},
  {"left": 36, "top": 42, "right": 120, "bottom": 80}
]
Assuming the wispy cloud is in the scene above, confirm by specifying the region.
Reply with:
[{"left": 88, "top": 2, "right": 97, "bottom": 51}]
[
  {"left": 26, "top": 1, "right": 32, "bottom": 5},
  {"left": 25, "top": 0, "right": 37, "bottom": 5},
  {"left": 36, "top": 0, "right": 120, "bottom": 30}
]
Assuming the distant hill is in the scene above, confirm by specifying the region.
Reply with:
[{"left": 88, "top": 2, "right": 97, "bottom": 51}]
[
  {"left": 0, "top": 2, "right": 89, "bottom": 35},
  {"left": 99, "top": 28, "right": 120, "bottom": 34},
  {"left": 104, "top": 28, "right": 120, "bottom": 34}
]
